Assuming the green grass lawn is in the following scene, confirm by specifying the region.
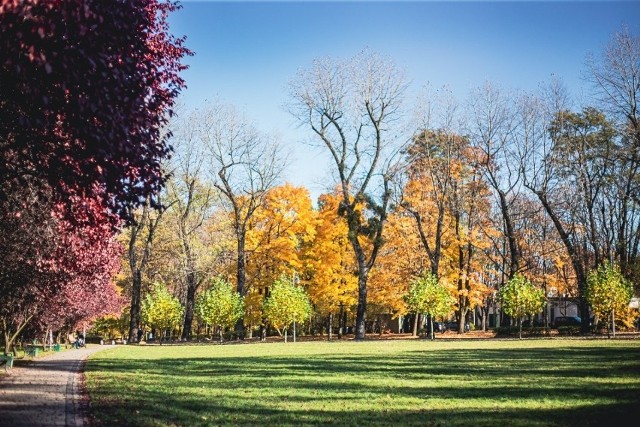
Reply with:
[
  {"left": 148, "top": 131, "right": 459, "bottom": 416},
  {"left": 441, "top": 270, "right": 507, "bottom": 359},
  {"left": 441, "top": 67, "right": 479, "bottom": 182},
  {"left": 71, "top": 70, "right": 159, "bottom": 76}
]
[{"left": 84, "top": 338, "right": 640, "bottom": 426}]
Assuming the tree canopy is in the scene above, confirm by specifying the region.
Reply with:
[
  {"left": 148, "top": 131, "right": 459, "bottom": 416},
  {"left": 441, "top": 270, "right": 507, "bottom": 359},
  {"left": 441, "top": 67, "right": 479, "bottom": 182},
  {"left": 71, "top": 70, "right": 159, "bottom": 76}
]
[
  {"left": 587, "top": 262, "right": 633, "bottom": 336},
  {"left": 196, "top": 277, "right": 244, "bottom": 341},
  {"left": 498, "top": 274, "right": 545, "bottom": 338},
  {"left": 263, "top": 275, "right": 312, "bottom": 342},
  {"left": 0, "top": 0, "right": 191, "bottom": 223}
]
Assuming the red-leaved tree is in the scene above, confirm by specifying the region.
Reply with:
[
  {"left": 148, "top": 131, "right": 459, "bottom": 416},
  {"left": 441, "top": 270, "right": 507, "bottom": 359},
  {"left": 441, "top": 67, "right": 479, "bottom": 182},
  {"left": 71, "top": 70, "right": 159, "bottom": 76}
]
[
  {"left": 0, "top": 0, "right": 190, "bottom": 351},
  {"left": 0, "top": 185, "right": 125, "bottom": 353},
  {"left": 0, "top": 0, "right": 191, "bottom": 224}
]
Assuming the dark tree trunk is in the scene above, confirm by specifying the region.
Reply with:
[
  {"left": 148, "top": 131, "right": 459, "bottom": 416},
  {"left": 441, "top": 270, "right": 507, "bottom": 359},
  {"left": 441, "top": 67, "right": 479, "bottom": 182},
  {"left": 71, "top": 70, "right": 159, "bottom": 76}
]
[
  {"left": 181, "top": 272, "right": 197, "bottom": 340},
  {"left": 355, "top": 273, "right": 368, "bottom": 340},
  {"left": 235, "top": 231, "right": 246, "bottom": 338},
  {"left": 536, "top": 191, "right": 590, "bottom": 334},
  {"left": 497, "top": 189, "right": 520, "bottom": 278},
  {"left": 128, "top": 270, "right": 142, "bottom": 343},
  {"left": 127, "top": 201, "right": 164, "bottom": 344},
  {"left": 410, "top": 206, "right": 444, "bottom": 277}
]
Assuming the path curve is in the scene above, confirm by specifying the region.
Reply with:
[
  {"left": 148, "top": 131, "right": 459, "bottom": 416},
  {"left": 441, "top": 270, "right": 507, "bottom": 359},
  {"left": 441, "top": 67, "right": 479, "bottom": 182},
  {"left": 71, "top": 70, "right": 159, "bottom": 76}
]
[{"left": 0, "top": 345, "right": 106, "bottom": 427}]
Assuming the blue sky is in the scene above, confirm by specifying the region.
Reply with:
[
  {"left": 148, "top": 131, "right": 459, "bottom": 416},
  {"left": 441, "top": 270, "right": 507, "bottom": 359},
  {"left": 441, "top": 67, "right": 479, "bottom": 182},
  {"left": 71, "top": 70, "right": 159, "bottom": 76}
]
[{"left": 168, "top": 1, "right": 639, "bottom": 200}]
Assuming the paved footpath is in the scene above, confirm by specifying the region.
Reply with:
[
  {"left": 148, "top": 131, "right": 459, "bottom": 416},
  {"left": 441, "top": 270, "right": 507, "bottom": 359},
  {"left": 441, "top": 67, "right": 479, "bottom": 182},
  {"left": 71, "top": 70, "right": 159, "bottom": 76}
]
[{"left": 0, "top": 345, "right": 106, "bottom": 427}]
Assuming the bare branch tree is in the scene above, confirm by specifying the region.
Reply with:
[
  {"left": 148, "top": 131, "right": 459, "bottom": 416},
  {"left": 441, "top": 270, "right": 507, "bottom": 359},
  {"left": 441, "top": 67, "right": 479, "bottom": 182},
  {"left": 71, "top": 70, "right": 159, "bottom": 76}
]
[
  {"left": 401, "top": 85, "right": 461, "bottom": 278},
  {"left": 517, "top": 79, "right": 599, "bottom": 333},
  {"left": 467, "top": 82, "right": 523, "bottom": 278},
  {"left": 166, "top": 110, "right": 217, "bottom": 340},
  {"left": 199, "top": 101, "right": 286, "bottom": 338},
  {"left": 587, "top": 28, "right": 640, "bottom": 280},
  {"left": 127, "top": 197, "right": 169, "bottom": 343},
  {"left": 288, "top": 49, "right": 408, "bottom": 340}
]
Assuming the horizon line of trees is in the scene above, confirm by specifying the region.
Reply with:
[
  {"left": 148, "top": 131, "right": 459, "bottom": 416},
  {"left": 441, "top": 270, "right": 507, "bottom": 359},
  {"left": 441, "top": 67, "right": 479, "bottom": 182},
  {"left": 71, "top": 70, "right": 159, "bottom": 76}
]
[
  {"left": 2, "top": 3, "right": 638, "bottom": 349},
  {"left": 117, "top": 27, "right": 639, "bottom": 341}
]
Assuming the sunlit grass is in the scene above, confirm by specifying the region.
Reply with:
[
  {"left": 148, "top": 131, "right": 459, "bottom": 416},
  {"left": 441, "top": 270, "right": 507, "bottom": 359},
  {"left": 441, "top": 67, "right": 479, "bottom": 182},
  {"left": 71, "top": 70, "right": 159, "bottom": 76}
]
[{"left": 85, "top": 338, "right": 640, "bottom": 426}]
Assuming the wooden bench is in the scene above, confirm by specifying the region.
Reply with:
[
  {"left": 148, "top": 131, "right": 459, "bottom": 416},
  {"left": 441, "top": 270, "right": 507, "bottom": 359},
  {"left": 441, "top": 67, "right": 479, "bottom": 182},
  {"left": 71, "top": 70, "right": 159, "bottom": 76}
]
[{"left": 0, "top": 354, "right": 14, "bottom": 372}]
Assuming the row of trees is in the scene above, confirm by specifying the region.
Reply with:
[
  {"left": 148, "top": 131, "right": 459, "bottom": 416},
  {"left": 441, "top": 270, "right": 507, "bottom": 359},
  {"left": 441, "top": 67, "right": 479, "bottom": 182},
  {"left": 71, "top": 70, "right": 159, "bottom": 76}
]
[
  {"left": 2, "top": 2, "right": 636, "bottom": 347},
  {"left": 121, "top": 247, "right": 632, "bottom": 343},
  {"left": 0, "top": 1, "right": 190, "bottom": 352},
  {"left": 141, "top": 275, "right": 311, "bottom": 343},
  {"left": 118, "top": 27, "right": 639, "bottom": 341}
]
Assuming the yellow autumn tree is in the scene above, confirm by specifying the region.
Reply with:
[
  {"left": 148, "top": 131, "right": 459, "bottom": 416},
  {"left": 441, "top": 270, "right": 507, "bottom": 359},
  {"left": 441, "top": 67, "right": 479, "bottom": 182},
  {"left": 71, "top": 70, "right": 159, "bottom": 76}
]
[
  {"left": 403, "top": 130, "right": 495, "bottom": 332},
  {"left": 243, "top": 183, "right": 318, "bottom": 337},
  {"left": 305, "top": 192, "right": 358, "bottom": 336},
  {"left": 368, "top": 210, "right": 428, "bottom": 334}
]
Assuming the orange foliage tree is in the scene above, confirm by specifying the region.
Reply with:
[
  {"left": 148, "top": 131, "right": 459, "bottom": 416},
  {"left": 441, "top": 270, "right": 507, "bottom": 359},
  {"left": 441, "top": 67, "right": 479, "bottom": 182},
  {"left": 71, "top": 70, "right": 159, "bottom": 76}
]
[
  {"left": 243, "top": 183, "right": 318, "bottom": 338},
  {"left": 305, "top": 193, "right": 358, "bottom": 338},
  {"left": 402, "top": 130, "right": 495, "bottom": 332},
  {"left": 369, "top": 211, "right": 428, "bottom": 334}
]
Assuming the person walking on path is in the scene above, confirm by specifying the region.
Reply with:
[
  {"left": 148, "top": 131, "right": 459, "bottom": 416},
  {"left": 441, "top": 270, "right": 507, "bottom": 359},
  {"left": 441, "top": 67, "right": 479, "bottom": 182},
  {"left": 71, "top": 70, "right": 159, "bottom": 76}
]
[{"left": 0, "top": 345, "right": 105, "bottom": 427}]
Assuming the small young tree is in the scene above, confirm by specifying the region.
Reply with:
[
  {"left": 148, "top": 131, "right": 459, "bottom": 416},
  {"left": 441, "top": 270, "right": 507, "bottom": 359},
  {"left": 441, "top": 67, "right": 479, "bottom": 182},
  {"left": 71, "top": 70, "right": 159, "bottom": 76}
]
[
  {"left": 587, "top": 262, "right": 633, "bottom": 338},
  {"left": 498, "top": 274, "right": 545, "bottom": 339},
  {"left": 196, "top": 277, "right": 244, "bottom": 342},
  {"left": 141, "top": 284, "right": 184, "bottom": 343},
  {"left": 263, "top": 275, "right": 312, "bottom": 343},
  {"left": 405, "top": 272, "right": 455, "bottom": 340}
]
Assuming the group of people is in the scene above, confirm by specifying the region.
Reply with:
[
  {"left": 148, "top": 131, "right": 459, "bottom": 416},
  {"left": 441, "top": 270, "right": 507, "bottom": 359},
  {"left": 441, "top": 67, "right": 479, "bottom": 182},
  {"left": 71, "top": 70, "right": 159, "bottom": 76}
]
[{"left": 68, "top": 332, "right": 85, "bottom": 349}]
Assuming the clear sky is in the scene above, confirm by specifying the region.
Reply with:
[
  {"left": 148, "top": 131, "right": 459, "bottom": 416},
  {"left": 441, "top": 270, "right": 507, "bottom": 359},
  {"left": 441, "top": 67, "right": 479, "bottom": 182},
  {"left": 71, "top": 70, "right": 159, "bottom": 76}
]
[{"left": 168, "top": 1, "right": 640, "bottom": 201}]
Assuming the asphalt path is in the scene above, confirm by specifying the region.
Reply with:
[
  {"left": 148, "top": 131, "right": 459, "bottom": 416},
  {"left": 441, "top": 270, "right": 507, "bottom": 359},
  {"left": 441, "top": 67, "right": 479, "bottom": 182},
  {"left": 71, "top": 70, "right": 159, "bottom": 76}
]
[{"left": 0, "top": 345, "right": 105, "bottom": 427}]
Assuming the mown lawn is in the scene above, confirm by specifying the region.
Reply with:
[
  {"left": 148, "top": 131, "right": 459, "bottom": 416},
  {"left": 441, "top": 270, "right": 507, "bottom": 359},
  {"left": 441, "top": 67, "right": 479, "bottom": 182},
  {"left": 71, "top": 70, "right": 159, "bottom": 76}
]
[{"left": 84, "top": 338, "right": 640, "bottom": 426}]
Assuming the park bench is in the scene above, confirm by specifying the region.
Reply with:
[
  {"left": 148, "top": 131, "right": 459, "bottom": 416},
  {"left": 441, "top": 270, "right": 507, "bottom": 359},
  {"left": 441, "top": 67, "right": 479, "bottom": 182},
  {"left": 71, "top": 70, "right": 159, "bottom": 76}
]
[
  {"left": 44, "top": 343, "right": 61, "bottom": 352},
  {"left": 25, "top": 345, "right": 40, "bottom": 357},
  {"left": 0, "top": 354, "right": 14, "bottom": 372},
  {"left": 24, "top": 341, "right": 59, "bottom": 356}
]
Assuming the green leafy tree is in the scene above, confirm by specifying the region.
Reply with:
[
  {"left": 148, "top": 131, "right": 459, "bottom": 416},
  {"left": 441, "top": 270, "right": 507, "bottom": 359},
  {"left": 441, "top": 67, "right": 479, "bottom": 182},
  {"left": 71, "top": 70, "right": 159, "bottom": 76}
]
[
  {"left": 196, "top": 277, "right": 244, "bottom": 342},
  {"left": 405, "top": 272, "right": 455, "bottom": 340},
  {"left": 141, "top": 283, "right": 183, "bottom": 342},
  {"left": 498, "top": 274, "right": 545, "bottom": 339},
  {"left": 587, "top": 262, "right": 633, "bottom": 337},
  {"left": 263, "top": 275, "right": 312, "bottom": 342}
]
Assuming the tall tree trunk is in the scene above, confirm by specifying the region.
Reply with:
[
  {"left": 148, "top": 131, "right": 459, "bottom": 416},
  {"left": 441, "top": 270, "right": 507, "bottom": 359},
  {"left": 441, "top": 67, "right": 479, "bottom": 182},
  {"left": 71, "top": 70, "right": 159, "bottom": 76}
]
[
  {"left": 611, "top": 309, "right": 616, "bottom": 338},
  {"left": 409, "top": 205, "right": 444, "bottom": 277},
  {"left": 455, "top": 212, "right": 468, "bottom": 334},
  {"left": 536, "top": 191, "right": 590, "bottom": 333},
  {"left": 355, "top": 273, "right": 368, "bottom": 340},
  {"left": 127, "top": 201, "right": 164, "bottom": 343},
  {"left": 235, "top": 231, "right": 246, "bottom": 338},
  {"left": 181, "top": 272, "right": 197, "bottom": 340},
  {"left": 128, "top": 270, "right": 142, "bottom": 343},
  {"left": 497, "top": 189, "right": 520, "bottom": 278}
]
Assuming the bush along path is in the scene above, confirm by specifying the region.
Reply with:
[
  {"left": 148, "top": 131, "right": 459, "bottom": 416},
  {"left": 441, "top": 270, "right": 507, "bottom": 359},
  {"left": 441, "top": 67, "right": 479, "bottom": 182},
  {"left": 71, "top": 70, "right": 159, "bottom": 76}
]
[{"left": 0, "top": 345, "right": 106, "bottom": 427}]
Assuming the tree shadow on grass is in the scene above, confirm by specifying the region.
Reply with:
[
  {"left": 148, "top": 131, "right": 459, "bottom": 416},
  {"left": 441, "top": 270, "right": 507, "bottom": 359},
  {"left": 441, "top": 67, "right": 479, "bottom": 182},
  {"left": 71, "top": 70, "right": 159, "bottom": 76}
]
[
  {"left": 91, "top": 398, "right": 640, "bottom": 427},
  {"left": 87, "top": 346, "right": 640, "bottom": 426}
]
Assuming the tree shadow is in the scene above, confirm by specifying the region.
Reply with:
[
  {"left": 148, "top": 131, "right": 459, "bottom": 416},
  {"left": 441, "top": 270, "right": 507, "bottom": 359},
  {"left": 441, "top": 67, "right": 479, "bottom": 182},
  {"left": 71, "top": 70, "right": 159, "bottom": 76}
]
[{"left": 86, "top": 345, "right": 640, "bottom": 426}]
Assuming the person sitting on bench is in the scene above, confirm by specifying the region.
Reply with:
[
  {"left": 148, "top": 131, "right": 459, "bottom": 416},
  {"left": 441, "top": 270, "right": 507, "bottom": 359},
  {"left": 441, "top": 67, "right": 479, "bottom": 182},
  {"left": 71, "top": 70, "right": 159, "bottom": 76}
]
[{"left": 73, "top": 333, "right": 85, "bottom": 348}]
